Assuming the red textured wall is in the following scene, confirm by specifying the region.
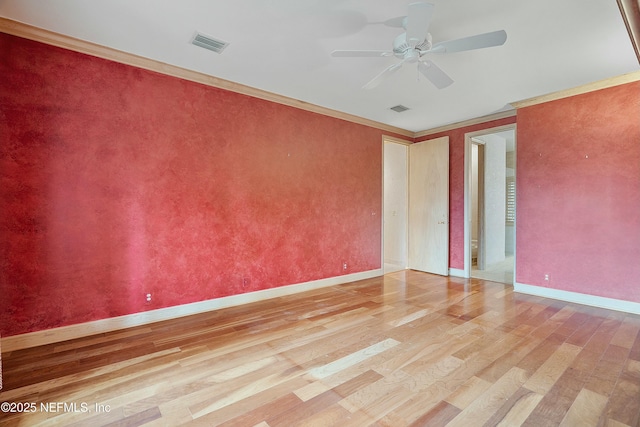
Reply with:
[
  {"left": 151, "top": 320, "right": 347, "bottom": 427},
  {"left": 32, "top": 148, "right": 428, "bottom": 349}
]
[
  {"left": 0, "top": 33, "right": 389, "bottom": 337},
  {"left": 516, "top": 82, "right": 640, "bottom": 302},
  {"left": 415, "top": 116, "right": 517, "bottom": 271}
]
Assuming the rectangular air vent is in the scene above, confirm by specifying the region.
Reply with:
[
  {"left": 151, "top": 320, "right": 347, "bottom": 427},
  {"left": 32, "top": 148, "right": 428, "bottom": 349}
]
[
  {"left": 191, "top": 32, "right": 229, "bottom": 54},
  {"left": 390, "top": 104, "right": 410, "bottom": 113}
]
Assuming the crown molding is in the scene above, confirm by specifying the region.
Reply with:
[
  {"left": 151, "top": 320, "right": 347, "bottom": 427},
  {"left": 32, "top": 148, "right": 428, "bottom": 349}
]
[
  {"left": 0, "top": 17, "right": 413, "bottom": 138},
  {"left": 382, "top": 135, "right": 415, "bottom": 145},
  {"left": 415, "top": 69, "right": 640, "bottom": 137},
  {"left": 414, "top": 110, "right": 516, "bottom": 139},
  {"left": 511, "top": 70, "right": 640, "bottom": 109},
  {"left": 3, "top": 17, "right": 638, "bottom": 143}
]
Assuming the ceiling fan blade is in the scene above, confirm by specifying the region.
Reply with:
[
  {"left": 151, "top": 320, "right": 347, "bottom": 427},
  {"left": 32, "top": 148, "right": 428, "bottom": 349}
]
[
  {"left": 331, "top": 50, "right": 393, "bottom": 58},
  {"left": 406, "top": 2, "right": 435, "bottom": 47},
  {"left": 418, "top": 60, "right": 454, "bottom": 89},
  {"left": 363, "top": 62, "right": 404, "bottom": 90},
  {"left": 431, "top": 30, "right": 507, "bottom": 54},
  {"left": 383, "top": 16, "right": 406, "bottom": 28}
]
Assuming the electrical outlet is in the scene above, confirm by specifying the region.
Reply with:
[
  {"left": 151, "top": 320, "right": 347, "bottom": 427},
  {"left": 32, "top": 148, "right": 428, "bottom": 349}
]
[
  {"left": 146, "top": 293, "right": 152, "bottom": 304},
  {"left": 343, "top": 262, "right": 348, "bottom": 271},
  {"left": 544, "top": 274, "right": 549, "bottom": 281},
  {"left": 242, "top": 277, "right": 250, "bottom": 288}
]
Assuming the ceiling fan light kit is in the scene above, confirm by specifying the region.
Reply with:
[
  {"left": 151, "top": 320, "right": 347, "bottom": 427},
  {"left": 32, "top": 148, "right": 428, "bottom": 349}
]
[{"left": 331, "top": 2, "right": 507, "bottom": 90}]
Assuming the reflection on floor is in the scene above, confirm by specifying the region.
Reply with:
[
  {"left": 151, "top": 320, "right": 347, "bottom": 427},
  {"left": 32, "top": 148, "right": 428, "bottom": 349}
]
[{"left": 472, "top": 255, "right": 514, "bottom": 284}]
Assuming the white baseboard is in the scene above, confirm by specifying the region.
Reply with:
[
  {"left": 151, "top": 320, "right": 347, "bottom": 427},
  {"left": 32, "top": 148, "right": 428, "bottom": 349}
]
[
  {"left": 2, "top": 269, "right": 382, "bottom": 352},
  {"left": 449, "top": 268, "right": 467, "bottom": 278},
  {"left": 514, "top": 282, "right": 640, "bottom": 315}
]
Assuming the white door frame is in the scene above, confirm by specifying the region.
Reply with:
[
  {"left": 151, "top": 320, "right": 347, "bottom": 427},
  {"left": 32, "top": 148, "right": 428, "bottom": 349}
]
[{"left": 463, "top": 124, "right": 517, "bottom": 278}]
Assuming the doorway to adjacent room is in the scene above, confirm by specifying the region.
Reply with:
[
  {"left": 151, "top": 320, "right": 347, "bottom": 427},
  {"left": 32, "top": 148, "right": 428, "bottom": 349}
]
[{"left": 464, "top": 125, "right": 516, "bottom": 284}]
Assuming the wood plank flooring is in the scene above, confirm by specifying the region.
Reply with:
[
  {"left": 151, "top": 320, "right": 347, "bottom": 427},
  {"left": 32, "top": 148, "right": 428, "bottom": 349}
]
[{"left": 1, "top": 270, "right": 639, "bottom": 426}]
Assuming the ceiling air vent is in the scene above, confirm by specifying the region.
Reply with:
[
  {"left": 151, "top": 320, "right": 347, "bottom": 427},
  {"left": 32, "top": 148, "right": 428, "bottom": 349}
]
[
  {"left": 390, "top": 104, "right": 410, "bottom": 113},
  {"left": 191, "top": 32, "right": 229, "bottom": 54}
]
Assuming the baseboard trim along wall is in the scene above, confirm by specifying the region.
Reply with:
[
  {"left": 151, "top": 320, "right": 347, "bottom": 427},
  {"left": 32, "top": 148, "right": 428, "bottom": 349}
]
[
  {"left": 514, "top": 282, "right": 640, "bottom": 315},
  {"left": 449, "top": 268, "right": 466, "bottom": 278},
  {"left": 2, "top": 269, "right": 382, "bottom": 352}
]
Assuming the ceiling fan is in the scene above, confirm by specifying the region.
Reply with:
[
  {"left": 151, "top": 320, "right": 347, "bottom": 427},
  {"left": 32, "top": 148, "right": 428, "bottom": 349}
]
[{"left": 331, "top": 2, "right": 507, "bottom": 90}]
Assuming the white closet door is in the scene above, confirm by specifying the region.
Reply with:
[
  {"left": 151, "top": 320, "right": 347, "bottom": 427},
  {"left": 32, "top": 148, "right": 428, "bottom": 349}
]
[{"left": 408, "top": 136, "right": 449, "bottom": 275}]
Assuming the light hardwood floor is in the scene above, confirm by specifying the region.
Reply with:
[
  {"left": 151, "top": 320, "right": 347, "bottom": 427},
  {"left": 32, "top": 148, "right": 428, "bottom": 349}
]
[{"left": 1, "top": 270, "right": 639, "bottom": 426}]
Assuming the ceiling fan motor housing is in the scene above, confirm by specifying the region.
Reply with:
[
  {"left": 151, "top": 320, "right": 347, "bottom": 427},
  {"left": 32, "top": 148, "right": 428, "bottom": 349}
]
[{"left": 393, "top": 32, "right": 432, "bottom": 61}]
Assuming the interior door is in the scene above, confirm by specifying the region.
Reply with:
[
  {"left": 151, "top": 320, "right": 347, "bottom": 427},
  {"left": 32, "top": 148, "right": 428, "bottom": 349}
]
[{"left": 408, "top": 136, "right": 449, "bottom": 275}]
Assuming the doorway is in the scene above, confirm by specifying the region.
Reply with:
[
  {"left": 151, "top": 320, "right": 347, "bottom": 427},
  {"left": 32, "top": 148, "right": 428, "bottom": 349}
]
[
  {"left": 382, "top": 135, "right": 450, "bottom": 276},
  {"left": 464, "top": 125, "right": 516, "bottom": 283}
]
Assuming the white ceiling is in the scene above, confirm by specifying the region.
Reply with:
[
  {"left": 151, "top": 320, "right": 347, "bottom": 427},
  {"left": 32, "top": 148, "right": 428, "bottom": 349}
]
[{"left": 1, "top": 0, "right": 638, "bottom": 132}]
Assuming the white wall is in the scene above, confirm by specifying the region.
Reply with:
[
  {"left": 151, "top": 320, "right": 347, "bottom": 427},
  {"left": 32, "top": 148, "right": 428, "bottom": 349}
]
[
  {"left": 383, "top": 142, "right": 408, "bottom": 271},
  {"left": 505, "top": 225, "right": 515, "bottom": 254},
  {"left": 480, "top": 134, "right": 506, "bottom": 266},
  {"left": 471, "top": 144, "right": 478, "bottom": 242}
]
